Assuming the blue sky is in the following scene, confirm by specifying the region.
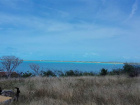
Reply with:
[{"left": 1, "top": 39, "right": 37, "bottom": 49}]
[{"left": 0, "top": 0, "right": 140, "bottom": 62}]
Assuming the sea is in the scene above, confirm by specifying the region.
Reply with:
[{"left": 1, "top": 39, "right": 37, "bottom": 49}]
[{"left": 9, "top": 61, "right": 124, "bottom": 73}]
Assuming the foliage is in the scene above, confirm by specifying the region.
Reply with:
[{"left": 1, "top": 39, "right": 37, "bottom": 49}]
[
  {"left": 123, "top": 63, "right": 134, "bottom": 73},
  {"left": 109, "top": 68, "right": 123, "bottom": 75},
  {"left": 56, "top": 70, "right": 65, "bottom": 77},
  {"left": 65, "top": 70, "right": 75, "bottom": 76},
  {"left": 123, "top": 63, "right": 140, "bottom": 77},
  {"left": 41, "top": 70, "right": 56, "bottom": 77},
  {"left": 100, "top": 68, "right": 108, "bottom": 76},
  {"left": 65, "top": 70, "right": 83, "bottom": 76},
  {"left": 41, "top": 69, "right": 95, "bottom": 77},
  {"left": 82, "top": 71, "right": 95, "bottom": 76},
  {"left": 21, "top": 71, "right": 33, "bottom": 78}
]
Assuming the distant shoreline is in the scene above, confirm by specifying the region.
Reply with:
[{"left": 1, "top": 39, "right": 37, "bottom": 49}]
[
  {"left": 23, "top": 60, "right": 123, "bottom": 63},
  {"left": 23, "top": 60, "right": 140, "bottom": 65}
]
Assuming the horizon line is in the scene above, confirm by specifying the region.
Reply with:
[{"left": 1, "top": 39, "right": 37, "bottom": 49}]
[{"left": 22, "top": 60, "right": 140, "bottom": 64}]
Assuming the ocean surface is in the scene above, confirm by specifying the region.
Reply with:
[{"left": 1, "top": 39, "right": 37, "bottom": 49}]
[{"left": 10, "top": 61, "right": 124, "bottom": 73}]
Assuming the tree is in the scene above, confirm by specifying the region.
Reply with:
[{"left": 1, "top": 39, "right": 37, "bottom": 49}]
[
  {"left": 29, "top": 64, "right": 40, "bottom": 76},
  {"left": 21, "top": 71, "right": 33, "bottom": 78},
  {"left": 0, "top": 56, "right": 23, "bottom": 78},
  {"left": 100, "top": 68, "right": 108, "bottom": 76},
  {"left": 65, "top": 70, "right": 75, "bottom": 76},
  {"left": 42, "top": 70, "right": 56, "bottom": 77},
  {"left": 123, "top": 63, "right": 140, "bottom": 77},
  {"left": 56, "top": 70, "right": 65, "bottom": 77},
  {"left": 83, "top": 71, "right": 95, "bottom": 76},
  {"left": 123, "top": 63, "right": 134, "bottom": 74},
  {"left": 109, "top": 69, "right": 123, "bottom": 75}
]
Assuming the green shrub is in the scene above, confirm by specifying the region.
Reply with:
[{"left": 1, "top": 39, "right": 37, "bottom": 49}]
[
  {"left": 41, "top": 70, "right": 56, "bottom": 77},
  {"left": 109, "top": 69, "right": 123, "bottom": 75},
  {"left": 56, "top": 70, "right": 65, "bottom": 77},
  {"left": 83, "top": 71, "right": 95, "bottom": 76},
  {"left": 21, "top": 71, "right": 33, "bottom": 77},
  {"left": 123, "top": 63, "right": 134, "bottom": 73},
  {"left": 65, "top": 70, "right": 84, "bottom": 76},
  {"left": 123, "top": 63, "right": 140, "bottom": 77},
  {"left": 100, "top": 68, "right": 108, "bottom": 76},
  {"left": 65, "top": 70, "right": 76, "bottom": 76}
]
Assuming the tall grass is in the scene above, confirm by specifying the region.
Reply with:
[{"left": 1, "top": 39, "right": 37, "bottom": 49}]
[{"left": 0, "top": 76, "right": 140, "bottom": 105}]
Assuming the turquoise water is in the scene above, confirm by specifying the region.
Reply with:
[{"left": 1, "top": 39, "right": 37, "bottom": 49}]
[{"left": 12, "top": 61, "right": 124, "bottom": 73}]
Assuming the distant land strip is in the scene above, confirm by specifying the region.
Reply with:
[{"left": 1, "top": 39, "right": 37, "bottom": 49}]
[
  {"left": 22, "top": 60, "right": 140, "bottom": 65},
  {"left": 0, "top": 59, "right": 140, "bottom": 65}
]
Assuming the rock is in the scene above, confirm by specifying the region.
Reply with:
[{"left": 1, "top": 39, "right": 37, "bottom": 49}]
[{"left": 1, "top": 90, "right": 15, "bottom": 97}]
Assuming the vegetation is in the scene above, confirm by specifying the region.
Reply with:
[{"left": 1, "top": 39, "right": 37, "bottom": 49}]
[
  {"left": 100, "top": 68, "right": 108, "bottom": 76},
  {"left": 20, "top": 71, "right": 34, "bottom": 78},
  {"left": 29, "top": 64, "right": 40, "bottom": 76},
  {"left": 16, "top": 63, "right": 140, "bottom": 78},
  {"left": 0, "top": 56, "right": 140, "bottom": 104},
  {"left": 109, "top": 68, "right": 123, "bottom": 75},
  {"left": 41, "top": 70, "right": 56, "bottom": 77},
  {"left": 109, "top": 63, "right": 140, "bottom": 77},
  {"left": 0, "top": 55, "right": 138, "bottom": 78},
  {"left": 0, "top": 56, "right": 23, "bottom": 78},
  {"left": 19, "top": 70, "right": 95, "bottom": 77},
  {"left": 123, "top": 63, "right": 140, "bottom": 77},
  {"left": 0, "top": 57, "right": 139, "bottom": 78},
  {"left": 0, "top": 76, "right": 139, "bottom": 105}
]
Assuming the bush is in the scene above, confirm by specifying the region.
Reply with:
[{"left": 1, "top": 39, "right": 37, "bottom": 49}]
[
  {"left": 109, "top": 69, "right": 123, "bottom": 75},
  {"left": 123, "top": 63, "right": 134, "bottom": 73},
  {"left": 56, "top": 70, "right": 65, "bottom": 77},
  {"left": 123, "top": 63, "right": 140, "bottom": 77},
  {"left": 41, "top": 70, "right": 56, "bottom": 77},
  {"left": 72, "top": 70, "right": 83, "bottom": 76},
  {"left": 100, "top": 68, "right": 108, "bottom": 76},
  {"left": 21, "top": 71, "right": 33, "bottom": 78},
  {"left": 65, "top": 70, "right": 77, "bottom": 76},
  {"left": 58, "top": 70, "right": 95, "bottom": 77},
  {"left": 83, "top": 72, "right": 95, "bottom": 76}
]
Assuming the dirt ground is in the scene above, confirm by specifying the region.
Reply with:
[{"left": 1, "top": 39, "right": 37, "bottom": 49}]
[{"left": 0, "top": 95, "right": 12, "bottom": 102}]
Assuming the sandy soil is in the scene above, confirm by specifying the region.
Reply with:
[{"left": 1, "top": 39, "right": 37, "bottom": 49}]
[{"left": 0, "top": 95, "right": 12, "bottom": 102}]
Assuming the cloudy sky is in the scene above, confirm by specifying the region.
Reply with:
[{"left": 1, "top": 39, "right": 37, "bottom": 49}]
[{"left": 0, "top": 0, "right": 140, "bottom": 62}]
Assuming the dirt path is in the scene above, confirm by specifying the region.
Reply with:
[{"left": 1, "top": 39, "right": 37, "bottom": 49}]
[{"left": 0, "top": 95, "right": 12, "bottom": 102}]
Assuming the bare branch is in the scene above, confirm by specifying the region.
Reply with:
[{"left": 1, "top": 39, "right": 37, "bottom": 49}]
[
  {"left": 0, "top": 56, "right": 23, "bottom": 78},
  {"left": 29, "top": 64, "right": 40, "bottom": 75}
]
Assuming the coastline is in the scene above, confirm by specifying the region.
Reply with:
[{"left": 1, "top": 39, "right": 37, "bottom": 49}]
[{"left": 23, "top": 60, "right": 124, "bottom": 64}]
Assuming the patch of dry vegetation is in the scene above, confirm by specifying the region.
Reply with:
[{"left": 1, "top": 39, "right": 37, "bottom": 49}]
[{"left": 0, "top": 76, "right": 140, "bottom": 105}]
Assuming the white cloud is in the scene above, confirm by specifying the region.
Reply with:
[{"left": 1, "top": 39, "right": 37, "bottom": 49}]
[
  {"left": 83, "top": 52, "right": 99, "bottom": 58},
  {"left": 126, "top": 0, "right": 138, "bottom": 21},
  {"left": 130, "top": 0, "right": 138, "bottom": 17},
  {"left": 0, "top": 12, "right": 126, "bottom": 39}
]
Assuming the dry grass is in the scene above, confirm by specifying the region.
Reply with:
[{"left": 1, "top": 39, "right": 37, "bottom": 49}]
[{"left": 0, "top": 76, "right": 140, "bottom": 105}]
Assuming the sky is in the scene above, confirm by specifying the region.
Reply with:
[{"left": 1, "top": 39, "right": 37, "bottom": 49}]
[{"left": 0, "top": 0, "right": 140, "bottom": 62}]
